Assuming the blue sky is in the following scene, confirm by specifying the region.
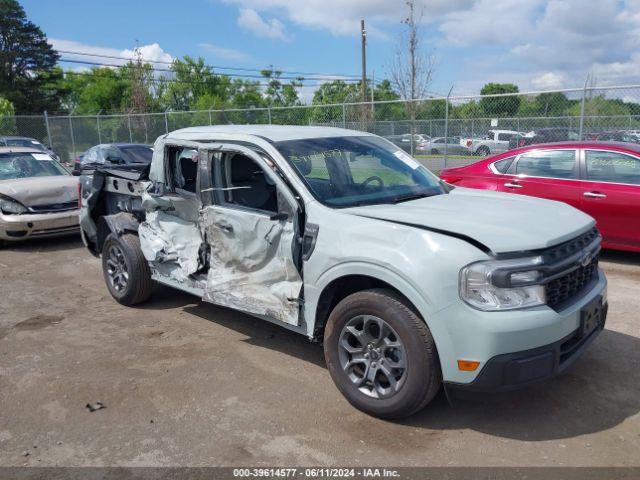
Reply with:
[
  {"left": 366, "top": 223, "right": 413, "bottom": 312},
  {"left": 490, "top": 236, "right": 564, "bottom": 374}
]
[{"left": 20, "top": 0, "right": 640, "bottom": 100}]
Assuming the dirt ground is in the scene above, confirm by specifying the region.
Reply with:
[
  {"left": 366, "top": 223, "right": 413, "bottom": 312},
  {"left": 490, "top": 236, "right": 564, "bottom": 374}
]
[{"left": 0, "top": 237, "right": 639, "bottom": 467}]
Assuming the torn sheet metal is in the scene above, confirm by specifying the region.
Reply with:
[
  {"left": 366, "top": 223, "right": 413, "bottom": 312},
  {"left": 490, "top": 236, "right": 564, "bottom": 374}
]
[
  {"left": 200, "top": 206, "right": 302, "bottom": 326},
  {"left": 138, "top": 210, "right": 202, "bottom": 281}
]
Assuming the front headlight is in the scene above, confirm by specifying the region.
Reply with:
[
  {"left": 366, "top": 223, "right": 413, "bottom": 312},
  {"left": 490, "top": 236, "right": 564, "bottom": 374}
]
[
  {"left": 459, "top": 256, "right": 546, "bottom": 311},
  {"left": 0, "top": 194, "right": 28, "bottom": 214}
]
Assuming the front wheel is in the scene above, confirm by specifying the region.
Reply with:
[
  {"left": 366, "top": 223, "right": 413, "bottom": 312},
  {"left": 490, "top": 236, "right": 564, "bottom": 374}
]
[
  {"left": 324, "top": 289, "right": 441, "bottom": 419},
  {"left": 101, "top": 233, "right": 152, "bottom": 305}
]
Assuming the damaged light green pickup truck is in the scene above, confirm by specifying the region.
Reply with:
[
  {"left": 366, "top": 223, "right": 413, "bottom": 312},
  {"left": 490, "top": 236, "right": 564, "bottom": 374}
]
[{"left": 80, "top": 125, "right": 607, "bottom": 418}]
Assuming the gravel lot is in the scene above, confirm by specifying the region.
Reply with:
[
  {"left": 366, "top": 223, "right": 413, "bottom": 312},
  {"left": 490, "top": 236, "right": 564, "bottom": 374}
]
[{"left": 0, "top": 237, "right": 639, "bottom": 467}]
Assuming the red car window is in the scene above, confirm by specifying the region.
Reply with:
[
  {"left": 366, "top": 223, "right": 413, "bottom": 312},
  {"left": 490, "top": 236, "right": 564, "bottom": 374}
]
[{"left": 585, "top": 150, "right": 640, "bottom": 185}]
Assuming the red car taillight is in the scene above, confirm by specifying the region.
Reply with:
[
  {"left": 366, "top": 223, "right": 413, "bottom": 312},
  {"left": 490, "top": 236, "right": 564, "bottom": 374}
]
[
  {"left": 519, "top": 139, "right": 525, "bottom": 147},
  {"left": 466, "top": 140, "right": 472, "bottom": 147}
]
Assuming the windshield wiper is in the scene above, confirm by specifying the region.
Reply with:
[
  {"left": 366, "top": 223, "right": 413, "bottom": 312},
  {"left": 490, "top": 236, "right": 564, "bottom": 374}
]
[{"left": 389, "top": 192, "right": 435, "bottom": 204}]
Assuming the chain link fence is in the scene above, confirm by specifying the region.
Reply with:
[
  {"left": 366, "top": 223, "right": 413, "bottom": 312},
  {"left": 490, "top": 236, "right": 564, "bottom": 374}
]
[{"left": 2, "top": 84, "right": 640, "bottom": 170}]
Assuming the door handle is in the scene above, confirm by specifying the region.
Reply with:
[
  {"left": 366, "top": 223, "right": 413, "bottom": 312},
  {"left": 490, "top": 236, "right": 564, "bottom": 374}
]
[
  {"left": 583, "top": 191, "right": 607, "bottom": 199},
  {"left": 504, "top": 182, "right": 522, "bottom": 189}
]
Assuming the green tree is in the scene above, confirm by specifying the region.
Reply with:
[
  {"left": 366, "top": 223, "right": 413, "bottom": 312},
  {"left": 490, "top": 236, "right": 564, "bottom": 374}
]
[
  {"left": 479, "top": 83, "right": 521, "bottom": 117},
  {"left": 59, "top": 68, "right": 129, "bottom": 114},
  {"left": 0, "top": 0, "right": 63, "bottom": 112},
  {"left": 0, "top": 96, "right": 14, "bottom": 115}
]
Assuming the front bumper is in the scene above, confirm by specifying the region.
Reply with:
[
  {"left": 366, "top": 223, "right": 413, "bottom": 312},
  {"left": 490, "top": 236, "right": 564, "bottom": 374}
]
[
  {"left": 0, "top": 210, "right": 80, "bottom": 241},
  {"left": 445, "top": 299, "right": 607, "bottom": 392},
  {"left": 431, "top": 268, "right": 607, "bottom": 386}
]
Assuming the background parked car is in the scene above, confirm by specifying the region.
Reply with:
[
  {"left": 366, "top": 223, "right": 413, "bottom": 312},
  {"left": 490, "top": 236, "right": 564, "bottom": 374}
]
[
  {"left": 385, "top": 134, "right": 430, "bottom": 154},
  {"left": 72, "top": 143, "right": 153, "bottom": 175},
  {"left": 0, "top": 147, "right": 79, "bottom": 246},
  {"left": 0, "top": 136, "right": 61, "bottom": 162},
  {"left": 460, "top": 129, "right": 522, "bottom": 156},
  {"left": 587, "top": 131, "right": 640, "bottom": 143},
  {"left": 509, "top": 128, "right": 580, "bottom": 149},
  {"left": 423, "top": 136, "right": 471, "bottom": 155},
  {"left": 440, "top": 141, "right": 640, "bottom": 252}
]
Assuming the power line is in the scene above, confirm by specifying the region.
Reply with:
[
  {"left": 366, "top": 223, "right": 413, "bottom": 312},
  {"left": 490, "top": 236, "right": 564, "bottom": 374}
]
[
  {"left": 56, "top": 49, "right": 362, "bottom": 79},
  {"left": 61, "top": 68, "right": 354, "bottom": 88},
  {"left": 58, "top": 57, "right": 375, "bottom": 84}
]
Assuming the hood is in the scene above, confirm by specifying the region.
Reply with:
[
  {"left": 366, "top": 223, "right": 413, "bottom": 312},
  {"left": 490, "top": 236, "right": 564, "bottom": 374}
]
[
  {"left": 343, "top": 187, "right": 595, "bottom": 254},
  {"left": 0, "top": 176, "right": 78, "bottom": 207}
]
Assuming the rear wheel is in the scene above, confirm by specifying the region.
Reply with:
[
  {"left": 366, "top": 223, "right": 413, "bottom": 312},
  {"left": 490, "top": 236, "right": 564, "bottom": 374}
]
[
  {"left": 430, "top": 148, "right": 439, "bottom": 155},
  {"left": 101, "top": 233, "right": 152, "bottom": 305},
  {"left": 476, "top": 146, "right": 490, "bottom": 156},
  {"left": 324, "top": 289, "right": 441, "bottom": 419}
]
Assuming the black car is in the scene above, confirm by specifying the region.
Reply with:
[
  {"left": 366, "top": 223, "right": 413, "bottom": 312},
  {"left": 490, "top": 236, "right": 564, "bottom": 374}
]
[
  {"left": 508, "top": 128, "right": 580, "bottom": 149},
  {"left": 72, "top": 143, "right": 153, "bottom": 175},
  {"left": 0, "top": 136, "right": 61, "bottom": 162}
]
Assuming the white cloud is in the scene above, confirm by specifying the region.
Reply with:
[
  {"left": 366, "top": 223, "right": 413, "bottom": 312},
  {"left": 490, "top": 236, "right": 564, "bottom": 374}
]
[
  {"left": 238, "top": 8, "right": 289, "bottom": 40},
  {"left": 198, "top": 43, "right": 251, "bottom": 62},
  {"left": 50, "top": 38, "right": 173, "bottom": 67},
  {"left": 223, "top": 0, "right": 472, "bottom": 37},
  {"left": 531, "top": 72, "right": 565, "bottom": 90}
]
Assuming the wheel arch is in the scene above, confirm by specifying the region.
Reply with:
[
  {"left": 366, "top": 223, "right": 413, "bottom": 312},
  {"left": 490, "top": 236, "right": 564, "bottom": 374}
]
[
  {"left": 96, "top": 212, "right": 140, "bottom": 254},
  {"left": 308, "top": 263, "right": 438, "bottom": 342}
]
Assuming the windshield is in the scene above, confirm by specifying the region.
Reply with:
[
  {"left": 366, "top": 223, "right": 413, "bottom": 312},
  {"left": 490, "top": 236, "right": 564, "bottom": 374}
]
[
  {"left": 0, "top": 153, "right": 68, "bottom": 180},
  {"left": 275, "top": 136, "right": 445, "bottom": 207},
  {"left": 5, "top": 138, "right": 47, "bottom": 151}
]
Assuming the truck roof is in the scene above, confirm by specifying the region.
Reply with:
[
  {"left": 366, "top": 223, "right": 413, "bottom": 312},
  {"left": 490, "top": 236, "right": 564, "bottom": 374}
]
[{"left": 165, "top": 125, "right": 374, "bottom": 143}]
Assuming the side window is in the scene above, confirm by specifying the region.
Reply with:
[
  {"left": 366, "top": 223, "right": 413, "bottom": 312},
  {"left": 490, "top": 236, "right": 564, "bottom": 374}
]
[
  {"left": 586, "top": 150, "right": 640, "bottom": 185},
  {"left": 220, "top": 152, "right": 278, "bottom": 213},
  {"left": 166, "top": 146, "right": 198, "bottom": 193},
  {"left": 486, "top": 131, "right": 495, "bottom": 140},
  {"left": 493, "top": 156, "right": 516, "bottom": 173},
  {"left": 497, "top": 133, "right": 514, "bottom": 141},
  {"left": 513, "top": 150, "right": 577, "bottom": 179},
  {"left": 434, "top": 138, "right": 445, "bottom": 144}
]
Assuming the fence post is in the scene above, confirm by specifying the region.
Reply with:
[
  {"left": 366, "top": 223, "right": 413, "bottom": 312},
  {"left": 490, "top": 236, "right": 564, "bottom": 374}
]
[
  {"left": 43, "top": 110, "right": 52, "bottom": 147},
  {"left": 127, "top": 115, "right": 133, "bottom": 142},
  {"left": 209, "top": 109, "right": 212, "bottom": 126},
  {"left": 578, "top": 74, "right": 590, "bottom": 140},
  {"left": 96, "top": 110, "right": 102, "bottom": 144},
  {"left": 164, "top": 110, "right": 169, "bottom": 133},
  {"left": 443, "top": 86, "right": 454, "bottom": 169},
  {"left": 342, "top": 103, "right": 346, "bottom": 128},
  {"left": 68, "top": 116, "right": 76, "bottom": 160},
  {"left": 268, "top": 107, "right": 272, "bottom": 125}
]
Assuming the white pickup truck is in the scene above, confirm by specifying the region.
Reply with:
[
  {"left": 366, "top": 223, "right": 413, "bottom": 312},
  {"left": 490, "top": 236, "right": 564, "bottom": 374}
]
[
  {"left": 80, "top": 125, "right": 607, "bottom": 418},
  {"left": 461, "top": 129, "right": 522, "bottom": 156}
]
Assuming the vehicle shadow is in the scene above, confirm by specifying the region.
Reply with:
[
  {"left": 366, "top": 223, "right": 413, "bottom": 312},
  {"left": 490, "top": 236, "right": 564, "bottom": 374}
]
[
  {"left": 182, "top": 301, "right": 326, "bottom": 368},
  {"left": 0, "top": 234, "right": 83, "bottom": 253},
  {"left": 600, "top": 248, "right": 640, "bottom": 266},
  {"left": 174, "top": 298, "right": 639, "bottom": 440},
  {"left": 404, "top": 328, "right": 640, "bottom": 441}
]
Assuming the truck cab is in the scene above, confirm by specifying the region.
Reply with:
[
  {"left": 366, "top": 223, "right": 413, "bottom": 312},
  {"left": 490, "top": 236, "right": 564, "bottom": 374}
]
[{"left": 80, "top": 125, "right": 607, "bottom": 419}]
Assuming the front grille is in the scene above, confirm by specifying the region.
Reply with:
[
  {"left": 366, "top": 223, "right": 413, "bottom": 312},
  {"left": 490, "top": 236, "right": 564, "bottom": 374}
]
[
  {"left": 546, "top": 255, "right": 598, "bottom": 309},
  {"left": 28, "top": 201, "right": 78, "bottom": 213}
]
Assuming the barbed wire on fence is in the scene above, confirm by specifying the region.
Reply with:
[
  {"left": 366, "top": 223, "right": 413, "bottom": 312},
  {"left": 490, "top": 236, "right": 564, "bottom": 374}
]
[{"left": 2, "top": 83, "right": 640, "bottom": 168}]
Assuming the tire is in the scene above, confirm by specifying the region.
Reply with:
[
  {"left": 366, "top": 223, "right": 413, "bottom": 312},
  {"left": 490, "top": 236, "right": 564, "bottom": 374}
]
[
  {"left": 101, "top": 233, "right": 152, "bottom": 306},
  {"left": 324, "top": 288, "right": 441, "bottom": 419},
  {"left": 430, "top": 148, "right": 439, "bottom": 155},
  {"left": 476, "top": 146, "right": 490, "bottom": 156}
]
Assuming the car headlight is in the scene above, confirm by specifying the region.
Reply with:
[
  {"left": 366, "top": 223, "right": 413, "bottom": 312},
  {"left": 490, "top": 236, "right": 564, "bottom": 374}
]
[
  {"left": 459, "top": 256, "right": 546, "bottom": 311},
  {"left": 0, "top": 194, "right": 28, "bottom": 214}
]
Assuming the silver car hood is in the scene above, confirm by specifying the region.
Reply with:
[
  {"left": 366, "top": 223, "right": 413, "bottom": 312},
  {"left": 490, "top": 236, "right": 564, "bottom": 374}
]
[
  {"left": 0, "top": 176, "right": 78, "bottom": 207},
  {"left": 344, "top": 187, "right": 595, "bottom": 253}
]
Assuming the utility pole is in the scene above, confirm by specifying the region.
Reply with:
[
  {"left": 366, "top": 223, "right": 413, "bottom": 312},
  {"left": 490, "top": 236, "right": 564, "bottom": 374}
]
[{"left": 361, "top": 19, "right": 367, "bottom": 127}]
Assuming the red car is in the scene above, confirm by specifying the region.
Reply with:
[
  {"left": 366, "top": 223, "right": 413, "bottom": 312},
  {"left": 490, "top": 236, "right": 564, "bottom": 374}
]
[{"left": 440, "top": 141, "right": 640, "bottom": 252}]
